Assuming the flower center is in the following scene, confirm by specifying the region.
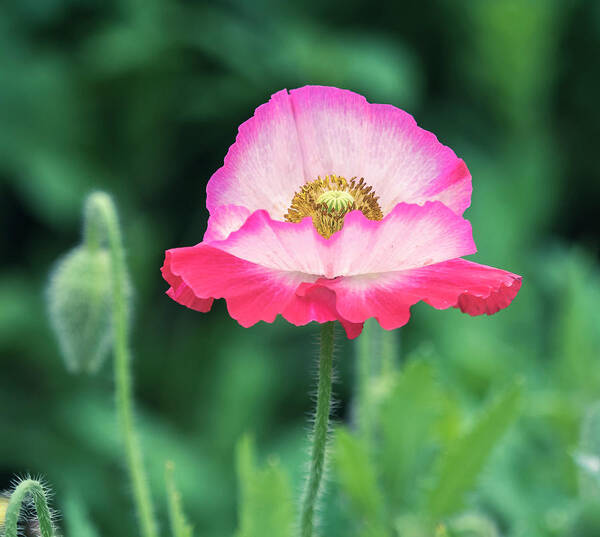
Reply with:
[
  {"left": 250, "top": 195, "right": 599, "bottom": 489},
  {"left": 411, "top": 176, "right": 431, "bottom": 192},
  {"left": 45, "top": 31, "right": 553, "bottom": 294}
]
[
  {"left": 316, "top": 190, "right": 355, "bottom": 212},
  {"left": 284, "top": 175, "right": 383, "bottom": 238}
]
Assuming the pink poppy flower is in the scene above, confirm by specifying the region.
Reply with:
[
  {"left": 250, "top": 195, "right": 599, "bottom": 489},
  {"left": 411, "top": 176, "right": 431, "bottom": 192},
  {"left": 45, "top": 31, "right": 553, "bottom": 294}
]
[{"left": 162, "top": 86, "right": 521, "bottom": 338}]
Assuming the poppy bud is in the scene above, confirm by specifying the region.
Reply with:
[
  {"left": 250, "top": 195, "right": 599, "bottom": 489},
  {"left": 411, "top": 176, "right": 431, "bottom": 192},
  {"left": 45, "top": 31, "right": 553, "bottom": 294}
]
[
  {"left": 47, "top": 245, "right": 113, "bottom": 373},
  {"left": 47, "top": 191, "right": 131, "bottom": 373}
]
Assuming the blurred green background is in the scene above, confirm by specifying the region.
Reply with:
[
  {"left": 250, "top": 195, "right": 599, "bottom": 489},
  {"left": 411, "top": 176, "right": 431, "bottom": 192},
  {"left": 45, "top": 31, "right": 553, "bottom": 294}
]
[{"left": 1, "top": 0, "right": 600, "bottom": 536}]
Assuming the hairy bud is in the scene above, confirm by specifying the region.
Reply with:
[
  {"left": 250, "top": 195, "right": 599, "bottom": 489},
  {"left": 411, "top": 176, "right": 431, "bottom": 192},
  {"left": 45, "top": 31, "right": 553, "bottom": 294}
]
[
  {"left": 47, "top": 245, "right": 113, "bottom": 373},
  {"left": 47, "top": 191, "right": 133, "bottom": 373}
]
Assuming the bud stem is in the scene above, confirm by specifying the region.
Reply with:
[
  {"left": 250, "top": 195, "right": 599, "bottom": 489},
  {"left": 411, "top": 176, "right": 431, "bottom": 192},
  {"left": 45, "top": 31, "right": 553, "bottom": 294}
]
[
  {"left": 86, "top": 193, "right": 158, "bottom": 537},
  {"left": 300, "top": 321, "right": 335, "bottom": 537},
  {"left": 83, "top": 195, "right": 105, "bottom": 252},
  {"left": 4, "top": 479, "right": 54, "bottom": 537}
]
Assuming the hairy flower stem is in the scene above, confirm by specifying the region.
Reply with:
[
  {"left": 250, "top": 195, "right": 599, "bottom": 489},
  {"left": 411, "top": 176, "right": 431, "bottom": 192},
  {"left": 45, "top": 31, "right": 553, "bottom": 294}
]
[
  {"left": 4, "top": 479, "right": 54, "bottom": 537},
  {"left": 85, "top": 193, "right": 158, "bottom": 537},
  {"left": 300, "top": 321, "right": 335, "bottom": 537}
]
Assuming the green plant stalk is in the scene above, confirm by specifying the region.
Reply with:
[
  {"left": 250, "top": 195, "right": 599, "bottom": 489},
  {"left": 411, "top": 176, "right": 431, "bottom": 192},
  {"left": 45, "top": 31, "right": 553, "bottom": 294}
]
[
  {"left": 356, "top": 322, "right": 399, "bottom": 447},
  {"left": 165, "top": 461, "right": 193, "bottom": 537},
  {"left": 356, "top": 319, "right": 374, "bottom": 445},
  {"left": 87, "top": 193, "right": 158, "bottom": 537},
  {"left": 4, "top": 479, "right": 54, "bottom": 537},
  {"left": 300, "top": 321, "right": 335, "bottom": 537},
  {"left": 380, "top": 328, "right": 398, "bottom": 377},
  {"left": 63, "top": 492, "right": 100, "bottom": 537}
]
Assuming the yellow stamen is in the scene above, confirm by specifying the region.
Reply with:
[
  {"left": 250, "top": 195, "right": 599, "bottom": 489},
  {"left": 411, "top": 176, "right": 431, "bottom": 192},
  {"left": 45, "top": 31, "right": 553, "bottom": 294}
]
[{"left": 285, "top": 175, "right": 383, "bottom": 238}]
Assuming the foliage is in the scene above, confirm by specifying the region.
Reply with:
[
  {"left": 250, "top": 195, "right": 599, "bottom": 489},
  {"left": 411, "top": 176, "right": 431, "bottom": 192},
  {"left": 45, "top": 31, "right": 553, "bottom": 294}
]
[
  {"left": 426, "top": 381, "right": 522, "bottom": 520},
  {"left": 235, "top": 436, "right": 295, "bottom": 537},
  {"left": 332, "top": 356, "right": 521, "bottom": 536}
]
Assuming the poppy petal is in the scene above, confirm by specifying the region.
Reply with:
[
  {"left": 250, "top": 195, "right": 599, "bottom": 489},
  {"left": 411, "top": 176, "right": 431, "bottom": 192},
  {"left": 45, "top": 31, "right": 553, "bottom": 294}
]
[
  {"left": 314, "top": 258, "right": 521, "bottom": 329},
  {"left": 209, "top": 202, "right": 475, "bottom": 278}
]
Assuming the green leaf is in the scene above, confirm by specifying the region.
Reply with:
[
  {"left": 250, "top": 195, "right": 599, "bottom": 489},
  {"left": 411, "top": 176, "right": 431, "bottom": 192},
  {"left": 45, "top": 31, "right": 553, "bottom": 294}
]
[
  {"left": 235, "top": 435, "right": 295, "bottom": 537},
  {"left": 379, "top": 360, "right": 441, "bottom": 510},
  {"left": 334, "top": 427, "right": 387, "bottom": 536},
  {"left": 576, "top": 401, "right": 600, "bottom": 500},
  {"left": 435, "top": 393, "right": 464, "bottom": 448},
  {"left": 165, "top": 461, "right": 194, "bottom": 537},
  {"left": 426, "top": 381, "right": 523, "bottom": 521}
]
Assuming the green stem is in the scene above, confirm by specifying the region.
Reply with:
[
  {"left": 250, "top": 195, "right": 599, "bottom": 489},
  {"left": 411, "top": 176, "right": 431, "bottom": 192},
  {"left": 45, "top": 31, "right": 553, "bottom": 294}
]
[
  {"left": 165, "top": 461, "right": 192, "bottom": 537},
  {"left": 380, "top": 328, "right": 399, "bottom": 377},
  {"left": 63, "top": 492, "right": 100, "bottom": 537},
  {"left": 83, "top": 195, "right": 102, "bottom": 253},
  {"left": 356, "top": 319, "right": 374, "bottom": 445},
  {"left": 356, "top": 323, "right": 400, "bottom": 450},
  {"left": 88, "top": 192, "right": 158, "bottom": 537},
  {"left": 4, "top": 479, "right": 54, "bottom": 537},
  {"left": 300, "top": 321, "right": 335, "bottom": 537}
]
